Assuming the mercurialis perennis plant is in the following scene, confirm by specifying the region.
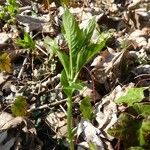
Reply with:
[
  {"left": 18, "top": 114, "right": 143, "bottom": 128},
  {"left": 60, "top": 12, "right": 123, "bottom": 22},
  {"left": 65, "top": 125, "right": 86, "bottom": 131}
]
[{"left": 45, "top": 9, "right": 110, "bottom": 150}]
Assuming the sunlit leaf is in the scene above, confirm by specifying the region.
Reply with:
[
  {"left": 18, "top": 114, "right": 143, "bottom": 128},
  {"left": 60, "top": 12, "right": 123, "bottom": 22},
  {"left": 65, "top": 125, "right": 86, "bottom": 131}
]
[
  {"left": 17, "top": 32, "right": 35, "bottom": 50},
  {"left": 88, "top": 141, "right": 97, "bottom": 150},
  {"left": 45, "top": 37, "right": 70, "bottom": 77},
  {"left": 61, "top": 69, "right": 72, "bottom": 97},
  {"left": 62, "top": 9, "right": 84, "bottom": 58},
  {"left": 0, "top": 52, "right": 12, "bottom": 73},
  {"left": 76, "top": 40, "right": 107, "bottom": 74},
  {"left": 11, "top": 96, "right": 28, "bottom": 117},
  {"left": 115, "top": 88, "right": 145, "bottom": 106},
  {"left": 65, "top": 82, "right": 84, "bottom": 90},
  {"left": 60, "top": 0, "right": 69, "bottom": 5},
  {"left": 83, "top": 17, "right": 96, "bottom": 45},
  {"left": 80, "top": 97, "right": 93, "bottom": 120}
]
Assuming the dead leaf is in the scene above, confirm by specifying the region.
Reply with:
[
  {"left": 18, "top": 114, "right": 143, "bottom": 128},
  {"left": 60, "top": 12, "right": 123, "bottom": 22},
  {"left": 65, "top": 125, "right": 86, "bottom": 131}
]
[
  {"left": 91, "top": 48, "right": 128, "bottom": 85},
  {"left": 0, "top": 53, "right": 12, "bottom": 73},
  {"left": 80, "top": 85, "right": 101, "bottom": 101},
  {"left": 0, "top": 73, "right": 9, "bottom": 85},
  {"left": 16, "top": 14, "right": 47, "bottom": 32},
  {"left": 45, "top": 110, "right": 67, "bottom": 138},
  {"left": 0, "top": 32, "right": 11, "bottom": 45},
  {"left": 0, "top": 112, "right": 42, "bottom": 149},
  {"left": 128, "top": 0, "right": 150, "bottom": 10},
  {"left": 77, "top": 119, "right": 105, "bottom": 150}
]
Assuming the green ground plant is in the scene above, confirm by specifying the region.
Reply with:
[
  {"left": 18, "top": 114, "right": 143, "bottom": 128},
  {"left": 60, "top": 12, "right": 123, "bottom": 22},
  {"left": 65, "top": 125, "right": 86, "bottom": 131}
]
[
  {"left": 108, "top": 87, "right": 150, "bottom": 150},
  {"left": 45, "top": 9, "right": 109, "bottom": 150},
  {"left": 17, "top": 32, "right": 35, "bottom": 52},
  {"left": 0, "top": 0, "right": 19, "bottom": 23},
  {"left": 11, "top": 96, "right": 28, "bottom": 117}
]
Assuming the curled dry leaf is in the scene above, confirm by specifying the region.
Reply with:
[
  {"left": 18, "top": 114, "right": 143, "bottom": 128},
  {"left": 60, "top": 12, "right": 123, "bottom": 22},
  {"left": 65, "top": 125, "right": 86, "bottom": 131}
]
[
  {"left": 80, "top": 85, "right": 101, "bottom": 101},
  {"left": 128, "top": 0, "right": 150, "bottom": 10},
  {"left": 16, "top": 15, "right": 52, "bottom": 32},
  {"left": 0, "top": 112, "right": 42, "bottom": 150},
  {"left": 95, "top": 86, "right": 119, "bottom": 140},
  {"left": 129, "top": 29, "right": 149, "bottom": 47},
  {"left": 45, "top": 110, "right": 67, "bottom": 138},
  {"left": 0, "top": 53, "right": 12, "bottom": 73},
  {"left": 0, "top": 32, "right": 12, "bottom": 47},
  {"left": 0, "top": 72, "right": 9, "bottom": 85},
  {"left": 91, "top": 48, "right": 129, "bottom": 85},
  {"left": 134, "top": 65, "right": 150, "bottom": 75},
  {"left": 77, "top": 119, "right": 105, "bottom": 150}
]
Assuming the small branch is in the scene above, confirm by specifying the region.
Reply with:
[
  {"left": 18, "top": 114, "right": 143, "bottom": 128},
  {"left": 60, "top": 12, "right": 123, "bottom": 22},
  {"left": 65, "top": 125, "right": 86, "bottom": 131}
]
[
  {"left": 17, "top": 56, "right": 28, "bottom": 79},
  {"left": 35, "top": 44, "right": 48, "bottom": 56},
  {"left": 28, "top": 98, "right": 67, "bottom": 112}
]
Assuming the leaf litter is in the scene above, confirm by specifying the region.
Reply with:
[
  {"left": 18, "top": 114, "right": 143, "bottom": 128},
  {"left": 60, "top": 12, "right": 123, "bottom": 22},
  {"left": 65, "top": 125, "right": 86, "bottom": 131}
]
[{"left": 0, "top": 0, "right": 149, "bottom": 149}]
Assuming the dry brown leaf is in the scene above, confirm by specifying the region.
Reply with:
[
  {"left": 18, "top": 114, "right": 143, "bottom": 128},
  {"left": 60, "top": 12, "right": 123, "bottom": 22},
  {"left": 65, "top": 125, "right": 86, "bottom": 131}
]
[
  {"left": 91, "top": 48, "right": 128, "bottom": 85},
  {"left": 128, "top": 0, "right": 150, "bottom": 10},
  {"left": 80, "top": 85, "right": 101, "bottom": 98},
  {"left": 0, "top": 53, "right": 12, "bottom": 73},
  {"left": 45, "top": 111, "right": 67, "bottom": 138},
  {"left": 16, "top": 14, "right": 47, "bottom": 32},
  {"left": 0, "top": 112, "right": 42, "bottom": 150}
]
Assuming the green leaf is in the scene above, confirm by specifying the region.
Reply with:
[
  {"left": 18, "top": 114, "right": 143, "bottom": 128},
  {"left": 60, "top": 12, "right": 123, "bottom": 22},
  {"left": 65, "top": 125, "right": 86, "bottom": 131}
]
[
  {"left": 128, "top": 147, "right": 145, "bottom": 150},
  {"left": 65, "top": 82, "right": 84, "bottom": 90},
  {"left": 83, "top": 17, "right": 96, "bottom": 45},
  {"left": 88, "top": 141, "right": 97, "bottom": 150},
  {"left": 108, "top": 113, "right": 141, "bottom": 148},
  {"left": 60, "top": 0, "right": 69, "bottom": 5},
  {"left": 45, "top": 37, "right": 70, "bottom": 77},
  {"left": 138, "top": 117, "right": 150, "bottom": 147},
  {"left": 115, "top": 88, "right": 145, "bottom": 106},
  {"left": 62, "top": 9, "right": 84, "bottom": 56},
  {"left": 61, "top": 69, "right": 69, "bottom": 88},
  {"left": 132, "top": 103, "right": 150, "bottom": 117},
  {"left": 61, "top": 70, "right": 72, "bottom": 97},
  {"left": 61, "top": 70, "right": 84, "bottom": 97},
  {"left": 17, "top": 32, "right": 35, "bottom": 50},
  {"left": 80, "top": 97, "right": 93, "bottom": 120},
  {"left": 76, "top": 39, "right": 107, "bottom": 74},
  {"left": 11, "top": 96, "right": 28, "bottom": 117},
  {"left": 108, "top": 113, "right": 150, "bottom": 149}
]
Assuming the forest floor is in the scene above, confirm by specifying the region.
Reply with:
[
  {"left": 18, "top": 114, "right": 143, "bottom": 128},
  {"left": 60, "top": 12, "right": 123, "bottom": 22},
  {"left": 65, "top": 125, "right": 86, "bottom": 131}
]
[{"left": 0, "top": 0, "right": 150, "bottom": 150}]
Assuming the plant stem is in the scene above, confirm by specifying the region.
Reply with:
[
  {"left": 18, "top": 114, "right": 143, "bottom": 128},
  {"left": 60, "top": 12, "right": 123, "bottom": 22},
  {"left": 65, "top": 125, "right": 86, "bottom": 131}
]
[{"left": 67, "top": 95, "right": 74, "bottom": 150}]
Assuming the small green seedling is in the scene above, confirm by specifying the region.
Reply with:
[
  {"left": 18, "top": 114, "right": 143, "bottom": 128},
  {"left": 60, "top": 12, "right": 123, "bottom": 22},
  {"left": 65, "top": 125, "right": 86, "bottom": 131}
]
[
  {"left": 17, "top": 32, "right": 35, "bottom": 52},
  {"left": 45, "top": 9, "right": 109, "bottom": 150}
]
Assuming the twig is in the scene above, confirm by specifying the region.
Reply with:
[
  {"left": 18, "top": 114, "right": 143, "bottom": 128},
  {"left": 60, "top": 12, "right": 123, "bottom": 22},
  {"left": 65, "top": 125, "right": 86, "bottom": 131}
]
[
  {"left": 28, "top": 95, "right": 80, "bottom": 112},
  {"left": 17, "top": 56, "right": 28, "bottom": 79},
  {"left": 19, "top": 6, "right": 32, "bottom": 12},
  {"left": 28, "top": 99, "right": 67, "bottom": 112},
  {"left": 35, "top": 44, "right": 48, "bottom": 56}
]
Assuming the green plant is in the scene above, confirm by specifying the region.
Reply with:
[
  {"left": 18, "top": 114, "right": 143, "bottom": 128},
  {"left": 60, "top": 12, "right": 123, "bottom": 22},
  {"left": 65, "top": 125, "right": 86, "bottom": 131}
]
[
  {"left": 80, "top": 96, "right": 93, "bottom": 120},
  {"left": 0, "top": 0, "right": 18, "bottom": 23},
  {"left": 45, "top": 9, "right": 109, "bottom": 150},
  {"left": 11, "top": 96, "right": 28, "bottom": 117},
  {"left": 17, "top": 32, "right": 36, "bottom": 52},
  {"left": 108, "top": 87, "right": 150, "bottom": 149}
]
